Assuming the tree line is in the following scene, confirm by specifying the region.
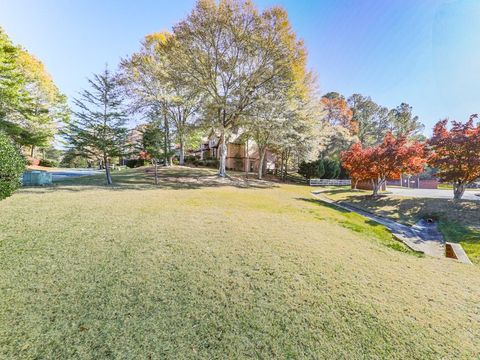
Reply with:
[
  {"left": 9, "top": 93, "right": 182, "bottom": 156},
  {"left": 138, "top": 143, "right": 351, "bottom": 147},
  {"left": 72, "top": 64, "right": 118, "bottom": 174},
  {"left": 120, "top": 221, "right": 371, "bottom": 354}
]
[
  {"left": 341, "top": 116, "right": 480, "bottom": 200},
  {"left": 1, "top": 0, "right": 479, "bottom": 201},
  {"left": 63, "top": 0, "right": 426, "bottom": 184},
  {"left": 57, "top": 1, "right": 316, "bottom": 182}
]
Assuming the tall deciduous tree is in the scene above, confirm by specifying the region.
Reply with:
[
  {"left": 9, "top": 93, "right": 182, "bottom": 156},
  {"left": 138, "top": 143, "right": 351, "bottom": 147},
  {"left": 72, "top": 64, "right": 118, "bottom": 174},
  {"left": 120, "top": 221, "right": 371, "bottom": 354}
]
[
  {"left": 121, "top": 32, "right": 201, "bottom": 166},
  {"left": 342, "top": 133, "right": 426, "bottom": 197},
  {"left": 245, "top": 67, "right": 311, "bottom": 179},
  {"left": 0, "top": 27, "right": 31, "bottom": 143},
  {"left": 0, "top": 28, "right": 23, "bottom": 118},
  {"left": 274, "top": 90, "right": 318, "bottom": 181},
  {"left": 320, "top": 93, "right": 355, "bottom": 132},
  {"left": 347, "top": 93, "right": 390, "bottom": 147},
  {"left": 428, "top": 116, "right": 480, "bottom": 200},
  {"left": 63, "top": 67, "right": 128, "bottom": 185},
  {"left": 170, "top": 0, "right": 304, "bottom": 177},
  {"left": 317, "top": 92, "right": 357, "bottom": 159},
  {"left": 121, "top": 32, "right": 174, "bottom": 166},
  {"left": 388, "top": 102, "right": 424, "bottom": 139},
  {"left": 0, "top": 27, "right": 68, "bottom": 153},
  {"left": 245, "top": 91, "right": 287, "bottom": 179},
  {"left": 17, "top": 49, "right": 69, "bottom": 155}
]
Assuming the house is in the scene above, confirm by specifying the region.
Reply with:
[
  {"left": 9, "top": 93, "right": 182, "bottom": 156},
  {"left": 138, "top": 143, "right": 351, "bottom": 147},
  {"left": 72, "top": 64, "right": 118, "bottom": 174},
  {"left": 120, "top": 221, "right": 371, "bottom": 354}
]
[{"left": 195, "top": 129, "right": 276, "bottom": 173}]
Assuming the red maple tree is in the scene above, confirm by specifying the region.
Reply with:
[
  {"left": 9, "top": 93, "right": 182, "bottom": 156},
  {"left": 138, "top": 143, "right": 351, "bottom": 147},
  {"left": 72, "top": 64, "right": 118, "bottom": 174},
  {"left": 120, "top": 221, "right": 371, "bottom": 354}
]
[
  {"left": 342, "top": 133, "right": 426, "bottom": 197},
  {"left": 340, "top": 143, "right": 371, "bottom": 189},
  {"left": 429, "top": 115, "right": 480, "bottom": 199}
]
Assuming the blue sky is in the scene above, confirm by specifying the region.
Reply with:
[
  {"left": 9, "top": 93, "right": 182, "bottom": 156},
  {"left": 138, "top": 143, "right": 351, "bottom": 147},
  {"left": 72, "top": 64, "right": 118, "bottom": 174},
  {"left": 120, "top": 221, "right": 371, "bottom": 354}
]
[{"left": 1, "top": 0, "right": 479, "bottom": 134}]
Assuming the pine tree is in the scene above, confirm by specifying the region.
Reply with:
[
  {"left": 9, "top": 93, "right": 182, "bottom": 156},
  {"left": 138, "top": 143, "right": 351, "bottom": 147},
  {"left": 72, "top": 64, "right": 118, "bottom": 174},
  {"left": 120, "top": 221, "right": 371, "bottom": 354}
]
[{"left": 64, "top": 67, "right": 127, "bottom": 185}]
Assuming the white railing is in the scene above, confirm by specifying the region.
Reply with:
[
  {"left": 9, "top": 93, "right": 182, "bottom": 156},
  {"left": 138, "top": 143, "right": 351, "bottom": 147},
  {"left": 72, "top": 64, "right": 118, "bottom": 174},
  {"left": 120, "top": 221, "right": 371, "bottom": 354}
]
[{"left": 309, "top": 179, "right": 352, "bottom": 186}]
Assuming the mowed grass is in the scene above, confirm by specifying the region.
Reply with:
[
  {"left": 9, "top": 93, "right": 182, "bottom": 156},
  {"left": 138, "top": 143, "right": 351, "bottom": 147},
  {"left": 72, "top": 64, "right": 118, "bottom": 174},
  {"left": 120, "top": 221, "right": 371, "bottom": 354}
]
[
  {"left": 1, "top": 168, "right": 479, "bottom": 359},
  {"left": 323, "top": 188, "right": 480, "bottom": 265}
]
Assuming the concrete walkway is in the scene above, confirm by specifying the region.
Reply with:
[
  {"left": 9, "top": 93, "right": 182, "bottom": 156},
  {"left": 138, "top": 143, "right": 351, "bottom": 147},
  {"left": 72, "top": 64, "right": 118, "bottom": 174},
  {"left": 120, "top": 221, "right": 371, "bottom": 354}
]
[{"left": 312, "top": 191, "right": 445, "bottom": 258}]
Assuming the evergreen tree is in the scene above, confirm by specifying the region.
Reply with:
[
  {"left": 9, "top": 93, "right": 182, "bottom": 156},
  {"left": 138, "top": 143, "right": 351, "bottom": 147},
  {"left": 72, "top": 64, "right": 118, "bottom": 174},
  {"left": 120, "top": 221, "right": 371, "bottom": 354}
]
[
  {"left": 322, "top": 158, "right": 340, "bottom": 179},
  {"left": 298, "top": 159, "right": 325, "bottom": 180},
  {"left": 63, "top": 67, "right": 127, "bottom": 185}
]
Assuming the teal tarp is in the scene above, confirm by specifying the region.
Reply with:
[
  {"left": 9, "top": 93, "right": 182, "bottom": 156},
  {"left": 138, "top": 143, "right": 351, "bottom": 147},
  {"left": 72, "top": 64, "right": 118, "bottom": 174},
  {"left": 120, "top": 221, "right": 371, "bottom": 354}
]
[{"left": 22, "top": 171, "right": 52, "bottom": 186}]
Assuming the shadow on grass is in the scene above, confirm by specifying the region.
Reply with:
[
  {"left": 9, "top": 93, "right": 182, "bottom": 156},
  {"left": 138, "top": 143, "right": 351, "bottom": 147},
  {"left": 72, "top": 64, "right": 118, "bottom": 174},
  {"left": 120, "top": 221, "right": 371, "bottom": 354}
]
[
  {"left": 326, "top": 192, "right": 479, "bottom": 227},
  {"left": 321, "top": 189, "right": 480, "bottom": 262},
  {"left": 297, "top": 197, "right": 350, "bottom": 213},
  {"left": 20, "top": 166, "right": 279, "bottom": 194}
]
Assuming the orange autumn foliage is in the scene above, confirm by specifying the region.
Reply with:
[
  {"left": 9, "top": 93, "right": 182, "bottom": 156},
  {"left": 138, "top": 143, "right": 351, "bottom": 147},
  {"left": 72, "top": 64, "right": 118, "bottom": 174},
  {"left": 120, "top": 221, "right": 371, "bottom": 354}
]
[
  {"left": 321, "top": 97, "right": 358, "bottom": 134},
  {"left": 342, "top": 132, "right": 427, "bottom": 195}
]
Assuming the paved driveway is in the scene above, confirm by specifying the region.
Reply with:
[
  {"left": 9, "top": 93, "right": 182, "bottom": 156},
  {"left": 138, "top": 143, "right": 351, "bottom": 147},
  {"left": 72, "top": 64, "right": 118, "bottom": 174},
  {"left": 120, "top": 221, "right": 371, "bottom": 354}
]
[
  {"left": 388, "top": 187, "right": 480, "bottom": 201},
  {"left": 50, "top": 169, "right": 103, "bottom": 181}
]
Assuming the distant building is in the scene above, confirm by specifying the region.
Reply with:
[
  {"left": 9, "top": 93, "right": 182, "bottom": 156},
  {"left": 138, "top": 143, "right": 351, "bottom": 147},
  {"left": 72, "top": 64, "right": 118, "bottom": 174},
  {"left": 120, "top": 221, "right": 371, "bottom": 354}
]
[
  {"left": 387, "top": 173, "right": 439, "bottom": 189},
  {"left": 194, "top": 129, "right": 276, "bottom": 173}
]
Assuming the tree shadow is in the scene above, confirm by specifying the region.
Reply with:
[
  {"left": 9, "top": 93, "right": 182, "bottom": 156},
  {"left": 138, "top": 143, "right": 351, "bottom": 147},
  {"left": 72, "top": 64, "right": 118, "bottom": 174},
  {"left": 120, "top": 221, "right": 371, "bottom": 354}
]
[
  {"left": 296, "top": 197, "right": 351, "bottom": 213},
  {"left": 20, "top": 166, "right": 279, "bottom": 194}
]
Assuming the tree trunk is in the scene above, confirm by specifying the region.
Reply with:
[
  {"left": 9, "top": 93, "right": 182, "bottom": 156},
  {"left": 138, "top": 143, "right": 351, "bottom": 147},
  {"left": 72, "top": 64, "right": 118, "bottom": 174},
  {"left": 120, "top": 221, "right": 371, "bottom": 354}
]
[
  {"left": 154, "top": 160, "right": 158, "bottom": 185},
  {"left": 257, "top": 148, "right": 266, "bottom": 180},
  {"left": 104, "top": 155, "right": 113, "bottom": 185},
  {"left": 245, "top": 140, "right": 249, "bottom": 178},
  {"left": 283, "top": 149, "right": 290, "bottom": 181},
  {"left": 179, "top": 135, "right": 185, "bottom": 166},
  {"left": 30, "top": 146, "right": 35, "bottom": 158},
  {"left": 218, "top": 130, "right": 227, "bottom": 177},
  {"left": 372, "top": 178, "right": 384, "bottom": 197},
  {"left": 453, "top": 181, "right": 466, "bottom": 200},
  {"left": 163, "top": 112, "right": 170, "bottom": 167},
  {"left": 279, "top": 151, "right": 285, "bottom": 181}
]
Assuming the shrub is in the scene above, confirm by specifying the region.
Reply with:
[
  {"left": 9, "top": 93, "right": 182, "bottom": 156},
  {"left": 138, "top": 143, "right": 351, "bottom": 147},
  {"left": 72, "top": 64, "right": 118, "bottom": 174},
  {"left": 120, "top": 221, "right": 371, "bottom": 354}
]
[
  {"left": 322, "top": 158, "right": 340, "bottom": 179},
  {"left": 0, "top": 133, "right": 26, "bottom": 200},
  {"left": 185, "top": 155, "right": 196, "bottom": 164},
  {"left": 39, "top": 159, "right": 58, "bottom": 168},
  {"left": 298, "top": 160, "right": 325, "bottom": 179},
  {"left": 206, "top": 159, "right": 219, "bottom": 168},
  {"left": 125, "top": 159, "right": 146, "bottom": 168},
  {"left": 338, "top": 164, "right": 349, "bottom": 179}
]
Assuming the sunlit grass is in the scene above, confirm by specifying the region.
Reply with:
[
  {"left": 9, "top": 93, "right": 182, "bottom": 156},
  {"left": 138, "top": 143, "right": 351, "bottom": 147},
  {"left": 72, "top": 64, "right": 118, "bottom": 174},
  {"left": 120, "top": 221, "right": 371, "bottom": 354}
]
[
  {"left": 323, "top": 188, "right": 480, "bottom": 264},
  {"left": 1, "top": 167, "right": 479, "bottom": 358}
]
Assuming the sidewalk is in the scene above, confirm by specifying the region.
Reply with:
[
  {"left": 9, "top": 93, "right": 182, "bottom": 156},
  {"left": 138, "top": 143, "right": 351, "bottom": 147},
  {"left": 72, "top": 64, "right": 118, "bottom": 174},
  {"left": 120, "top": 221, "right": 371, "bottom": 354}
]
[{"left": 312, "top": 191, "right": 445, "bottom": 258}]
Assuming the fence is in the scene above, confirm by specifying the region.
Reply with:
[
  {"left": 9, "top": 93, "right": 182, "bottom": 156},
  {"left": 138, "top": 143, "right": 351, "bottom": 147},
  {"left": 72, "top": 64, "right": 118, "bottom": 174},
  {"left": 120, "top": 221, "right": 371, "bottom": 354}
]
[{"left": 309, "top": 179, "right": 351, "bottom": 186}]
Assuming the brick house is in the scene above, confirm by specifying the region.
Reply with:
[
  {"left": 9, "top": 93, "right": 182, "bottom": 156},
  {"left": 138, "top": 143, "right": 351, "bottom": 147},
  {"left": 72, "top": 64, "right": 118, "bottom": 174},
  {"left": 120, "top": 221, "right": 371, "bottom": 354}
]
[{"left": 195, "top": 129, "right": 276, "bottom": 173}]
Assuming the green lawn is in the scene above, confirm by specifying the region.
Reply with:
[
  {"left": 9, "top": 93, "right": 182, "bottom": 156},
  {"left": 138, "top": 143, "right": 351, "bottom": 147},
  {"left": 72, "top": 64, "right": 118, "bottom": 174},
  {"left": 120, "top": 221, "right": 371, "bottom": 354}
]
[
  {"left": 1, "top": 167, "right": 480, "bottom": 358},
  {"left": 323, "top": 188, "right": 480, "bottom": 265}
]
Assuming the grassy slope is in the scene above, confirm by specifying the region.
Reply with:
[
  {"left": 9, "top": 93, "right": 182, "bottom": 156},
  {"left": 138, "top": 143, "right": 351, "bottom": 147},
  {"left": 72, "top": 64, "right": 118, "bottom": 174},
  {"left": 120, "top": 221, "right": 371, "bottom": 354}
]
[
  {"left": 0, "top": 167, "right": 479, "bottom": 359},
  {"left": 324, "top": 188, "right": 480, "bottom": 265}
]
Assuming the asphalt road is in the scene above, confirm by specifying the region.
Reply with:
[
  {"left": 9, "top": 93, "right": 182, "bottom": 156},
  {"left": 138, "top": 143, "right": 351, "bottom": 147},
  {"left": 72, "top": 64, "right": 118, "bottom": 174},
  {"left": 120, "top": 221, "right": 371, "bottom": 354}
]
[
  {"left": 50, "top": 169, "right": 103, "bottom": 181},
  {"left": 388, "top": 187, "right": 480, "bottom": 201}
]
